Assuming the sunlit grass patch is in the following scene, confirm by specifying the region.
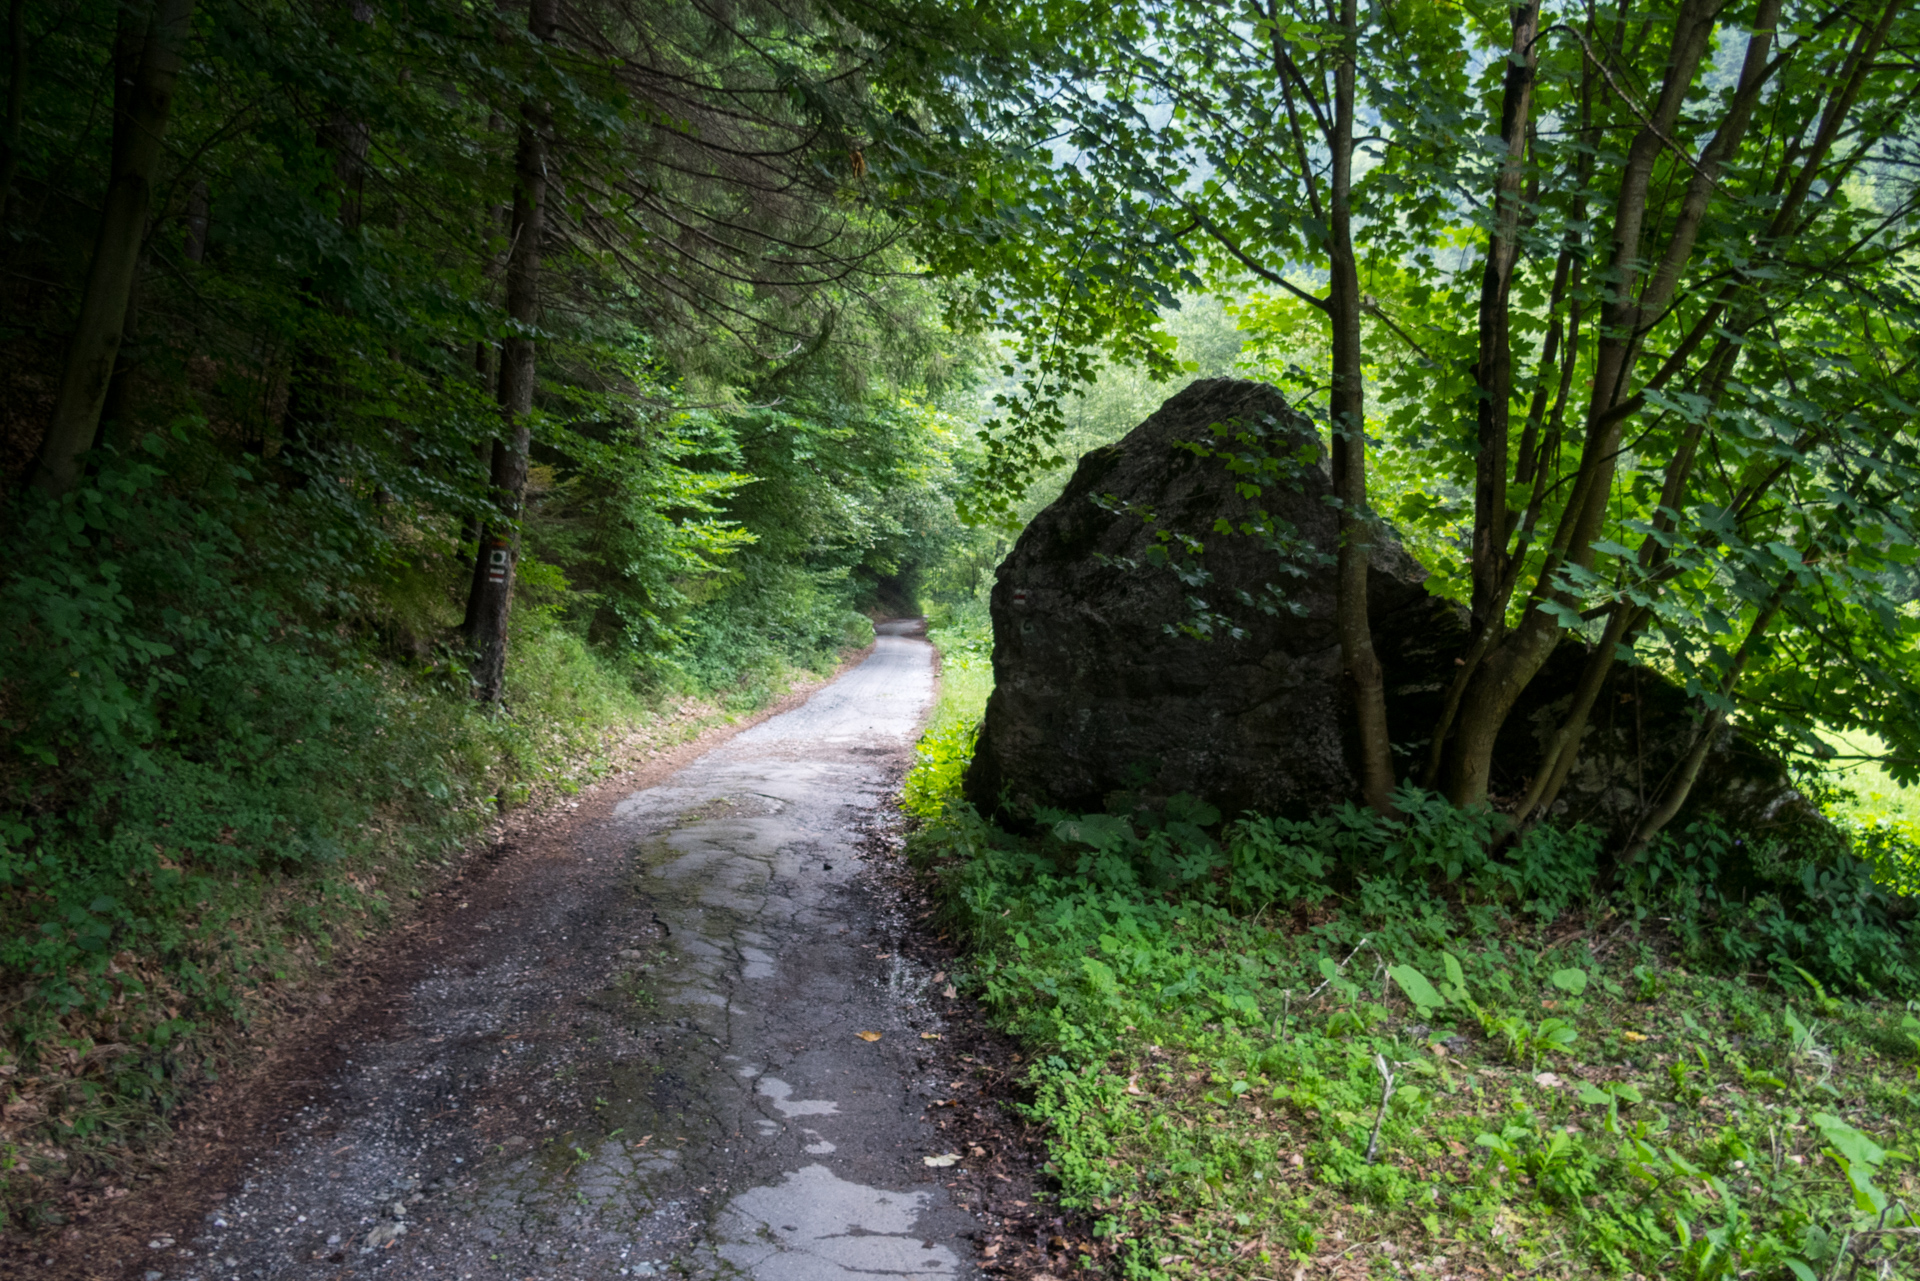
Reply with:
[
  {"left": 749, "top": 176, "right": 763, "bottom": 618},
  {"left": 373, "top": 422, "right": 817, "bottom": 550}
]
[{"left": 903, "top": 603, "right": 994, "bottom": 818}]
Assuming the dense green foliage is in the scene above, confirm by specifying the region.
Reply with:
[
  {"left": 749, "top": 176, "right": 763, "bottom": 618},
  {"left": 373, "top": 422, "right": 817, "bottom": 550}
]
[{"left": 907, "top": 632, "right": 1920, "bottom": 1281}]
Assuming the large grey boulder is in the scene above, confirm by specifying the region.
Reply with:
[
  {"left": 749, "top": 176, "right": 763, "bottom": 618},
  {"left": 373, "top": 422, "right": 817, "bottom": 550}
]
[
  {"left": 965, "top": 378, "right": 1804, "bottom": 839},
  {"left": 965, "top": 378, "right": 1431, "bottom": 818}
]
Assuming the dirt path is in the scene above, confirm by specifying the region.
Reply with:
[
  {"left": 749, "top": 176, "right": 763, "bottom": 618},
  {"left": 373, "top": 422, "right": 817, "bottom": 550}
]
[{"left": 112, "top": 621, "right": 983, "bottom": 1281}]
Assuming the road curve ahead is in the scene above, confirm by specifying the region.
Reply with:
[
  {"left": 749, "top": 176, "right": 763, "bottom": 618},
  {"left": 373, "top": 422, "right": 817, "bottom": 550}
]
[{"left": 172, "top": 621, "right": 972, "bottom": 1281}]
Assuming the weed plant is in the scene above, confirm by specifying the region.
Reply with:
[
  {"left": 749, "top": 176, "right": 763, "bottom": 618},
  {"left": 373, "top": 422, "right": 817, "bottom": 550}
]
[{"left": 908, "top": 633, "right": 1920, "bottom": 1280}]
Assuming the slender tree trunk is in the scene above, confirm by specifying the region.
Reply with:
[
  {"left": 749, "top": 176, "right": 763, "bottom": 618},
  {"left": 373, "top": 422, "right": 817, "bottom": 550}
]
[
  {"left": 1512, "top": 603, "right": 1644, "bottom": 822},
  {"left": 0, "top": 0, "right": 25, "bottom": 228},
  {"left": 1498, "top": 0, "right": 1881, "bottom": 822},
  {"left": 1512, "top": 330, "right": 1743, "bottom": 823},
  {"left": 1437, "top": 0, "right": 1752, "bottom": 805},
  {"left": 183, "top": 178, "right": 208, "bottom": 262},
  {"left": 1468, "top": 0, "right": 1540, "bottom": 634},
  {"left": 1325, "top": 0, "right": 1393, "bottom": 813},
  {"left": 1422, "top": 88, "right": 1590, "bottom": 792},
  {"left": 33, "top": 0, "right": 194, "bottom": 494},
  {"left": 1618, "top": 585, "right": 1787, "bottom": 862},
  {"left": 461, "top": 203, "right": 507, "bottom": 554},
  {"left": 463, "top": 0, "right": 554, "bottom": 704},
  {"left": 1423, "top": 0, "right": 1543, "bottom": 797},
  {"left": 97, "top": 227, "right": 147, "bottom": 449}
]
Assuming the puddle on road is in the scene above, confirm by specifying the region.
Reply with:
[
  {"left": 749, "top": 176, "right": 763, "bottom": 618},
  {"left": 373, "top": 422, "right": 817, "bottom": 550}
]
[
  {"left": 709, "top": 1164, "right": 960, "bottom": 1281},
  {"left": 752, "top": 1076, "right": 840, "bottom": 1118}
]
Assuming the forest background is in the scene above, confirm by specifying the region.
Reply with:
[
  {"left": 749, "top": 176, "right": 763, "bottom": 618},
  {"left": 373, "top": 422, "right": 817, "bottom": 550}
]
[{"left": 2, "top": 0, "right": 1919, "bottom": 1252}]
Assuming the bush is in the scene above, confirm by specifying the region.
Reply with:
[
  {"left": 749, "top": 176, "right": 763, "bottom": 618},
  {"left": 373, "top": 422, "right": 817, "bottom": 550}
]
[
  {"left": 904, "top": 748, "right": 1920, "bottom": 1281},
  {"left": 1627, "top": 817, "right": 1920, "bottom": 998},
  {"left": 907, "top": 739, "right": 1919, "bottom": 1000},
  {"left": 0, "top": 441, "right": 655, "bottom": 1129},
  {"left": 901, "top": 601, "right": 995, "bottom": 818}
]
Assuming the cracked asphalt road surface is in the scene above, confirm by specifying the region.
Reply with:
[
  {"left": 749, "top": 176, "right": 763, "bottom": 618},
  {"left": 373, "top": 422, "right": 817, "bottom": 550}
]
[{"left": 160, "top": 622, "right": 975, "bottom": 1281}]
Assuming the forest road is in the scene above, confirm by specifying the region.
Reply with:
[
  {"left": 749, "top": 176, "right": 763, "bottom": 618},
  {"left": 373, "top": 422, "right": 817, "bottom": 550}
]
[{"left": 160, "top": 621, "right": 977, "bottom": 1281}]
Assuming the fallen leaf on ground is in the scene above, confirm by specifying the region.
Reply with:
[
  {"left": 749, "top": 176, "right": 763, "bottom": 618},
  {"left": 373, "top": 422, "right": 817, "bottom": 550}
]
[
  {"left": 1125, "top": 1075, "right": 1143, "bottom": 1095},
  {"left": 920, "top": 1032, "right": 941, "bottom": 1040},
  {"left": 857, "top": 1031, "right": 882, "bottom": 1042},
  {"left": 1534, "top": 1071, "right": 1564, "bottom": 1088},
  {"left": 1622, "top": 1030, "right": 1649, "bottom": 1041},
  {"left": 942, "top": 985, "right": 957, "bottom": 999},
  {"left": 923, "top": 1152, "right": 960, "bottom": 1167}
]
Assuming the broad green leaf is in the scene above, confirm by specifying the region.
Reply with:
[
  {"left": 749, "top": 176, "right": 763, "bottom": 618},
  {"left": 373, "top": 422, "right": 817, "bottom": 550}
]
[
  {"left": 1548, "top": 968, "right": 1588, "bottom": 996},
  {"left": 1388, "top": 964, "right": 1443, "bottom": 1013},
  {"left": 1814, "top": 1113, "right": 1886, "bottom": 1171}
]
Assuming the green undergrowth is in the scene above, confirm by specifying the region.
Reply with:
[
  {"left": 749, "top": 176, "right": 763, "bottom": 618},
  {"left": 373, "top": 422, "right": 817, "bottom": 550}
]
[
  {"left": 907, "top": 633, "right": 1920, "bottom": 1281},
  {"left": 903, "top": 601, "right": 993, "bottom": 817},
  {"left": 1818, "top": 731, "right": 1920, "bottom": 898},
  {"left": 0, "top": 448, "right": 858, "bottom": 1227}
]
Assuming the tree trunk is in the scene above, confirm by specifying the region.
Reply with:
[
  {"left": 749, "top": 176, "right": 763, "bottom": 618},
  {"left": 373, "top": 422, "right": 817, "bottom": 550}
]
[
  {"left": 97, "top": 230, "right": 147, "bottom": 450},
  {"left": 0, "top": 0, "right": 26, "bottom": 228},
  {"left": 1512, "top": 330, "right": 1744, "bottom": 823},
  {"left": 183, "top": 178, "right": 208, "bottom": 262},
  {"left": 1491, "top": 0, "right": 1884, "bottom": 824},
  {"left": 1325, "top": 0, "right": 1393, "bottom": 813},
  {"left": 1511, "top": 603, "right": 1644, "bottom": 823},
  {"left": 1617, "top": 586, "right": 1787, "bottom": 863},
  {"left": 461, "top": 204, "right": 506, "bottom": 554},
  {"left": 1468, "top": 0, "right": 1540, "bottom": 634},
  {"left": 33, "top": 0, "right": 194, "bottom": 494},
  {"left": 463, "top": 0, "right": 554, "bottom": 704},
  {"left": 1422, "top": 64, "right": 1590, "bottom": 792},
  {"left": 1436, "top": 0, "right": 1749, "bottom": 805}
]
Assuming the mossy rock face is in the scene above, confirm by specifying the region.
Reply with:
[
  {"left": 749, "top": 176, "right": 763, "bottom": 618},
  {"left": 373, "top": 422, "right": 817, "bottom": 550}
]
[
  {"left": 966, "top": 378, "right": 1433, "bottom": 821},
  {"left": 967, "top": 377, "right": 1805, "bottom": 842}
]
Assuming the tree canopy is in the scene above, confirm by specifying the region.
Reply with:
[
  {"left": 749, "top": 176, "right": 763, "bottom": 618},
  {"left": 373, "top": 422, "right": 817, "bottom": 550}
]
[{"left": 921, "top": 0, "right": 1920, "bottom": 841}]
